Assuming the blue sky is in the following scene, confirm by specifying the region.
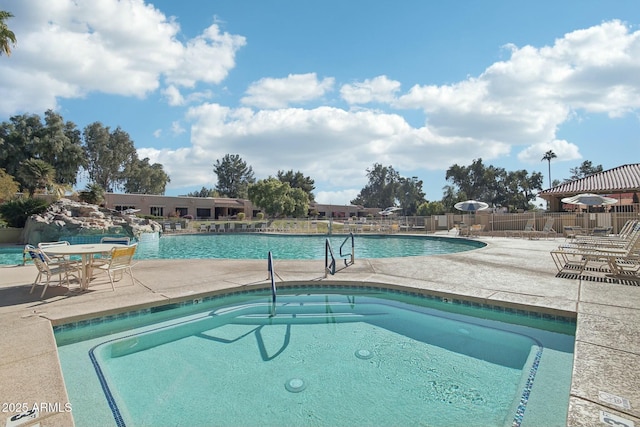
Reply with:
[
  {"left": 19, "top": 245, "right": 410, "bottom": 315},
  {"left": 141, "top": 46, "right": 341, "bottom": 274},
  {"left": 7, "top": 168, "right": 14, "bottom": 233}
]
[{"left": 1, "top": 0, "right": 639, "bottom": 205}]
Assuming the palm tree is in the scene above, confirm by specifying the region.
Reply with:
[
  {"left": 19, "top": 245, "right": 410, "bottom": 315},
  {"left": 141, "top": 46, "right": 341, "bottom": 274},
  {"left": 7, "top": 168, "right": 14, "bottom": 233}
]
[
  {"left": 0, "top": 11, "right": 17, "bottom": 57},
  {"left": 541, "top": 150, "right": 557, "bottom": 188},
  {"left": 17, "top": 159, "right": 56, "bottom": 197}
]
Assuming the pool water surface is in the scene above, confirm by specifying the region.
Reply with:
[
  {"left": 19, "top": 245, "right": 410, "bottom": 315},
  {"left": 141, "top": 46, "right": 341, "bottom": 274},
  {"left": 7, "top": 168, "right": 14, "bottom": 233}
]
[
  {"left": 55, "top": 287, "right": 575, "bottom": 427},
  {"left": 0, "top": 234, "right": 485, "bottom": 264}
]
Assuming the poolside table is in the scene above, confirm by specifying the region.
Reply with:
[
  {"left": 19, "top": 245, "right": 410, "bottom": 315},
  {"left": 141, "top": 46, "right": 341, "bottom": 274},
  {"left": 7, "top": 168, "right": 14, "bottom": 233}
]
[{"left": 42, "top": 243, "right": 119, "bottom": 290}]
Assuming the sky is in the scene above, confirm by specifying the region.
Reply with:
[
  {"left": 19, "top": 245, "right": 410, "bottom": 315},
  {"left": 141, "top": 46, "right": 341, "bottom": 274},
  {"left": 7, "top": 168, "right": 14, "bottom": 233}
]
[{"left": 1, "top": 0, "right": 639, "bottom": 206}]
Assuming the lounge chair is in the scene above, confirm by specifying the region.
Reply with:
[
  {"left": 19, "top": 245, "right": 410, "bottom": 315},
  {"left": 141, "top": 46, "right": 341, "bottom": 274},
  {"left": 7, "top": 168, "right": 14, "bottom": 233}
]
[
  {"left": 27, "top": 246, "right": 81, "bottom": 298},
  {"left": 551, "top": 223, "right": 640, "bottom": 276},
  {"left": 93, "top": 244, "right": 138, "bottom": 291},
  {"left": 591, "top": 226, "right": 613, "bottom": 237},
  {"left": 530, "top": 218, "right": 555, "bottom": 239},
  {"left": 518, "top": 219, "right": 536, "bottom": 238},
  {"left": 563, "top": 225, "right": 585, "bottom": 240},
  {"left": 469, "top": 224, "right": 485, "bottom": 237}
]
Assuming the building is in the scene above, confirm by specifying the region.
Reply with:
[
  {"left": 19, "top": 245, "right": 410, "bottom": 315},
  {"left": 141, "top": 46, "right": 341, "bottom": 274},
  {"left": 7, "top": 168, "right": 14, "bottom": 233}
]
[
  {"left": 538, "top": 163, "right": 640, "bottom": 212},
  {"left": 103, "top": 193, "right": 378, "bottom": 219}
]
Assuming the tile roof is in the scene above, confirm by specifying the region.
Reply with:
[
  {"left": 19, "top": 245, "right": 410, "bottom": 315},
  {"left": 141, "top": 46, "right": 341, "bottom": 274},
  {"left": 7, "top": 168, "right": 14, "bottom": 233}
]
[{"left": 540, "top": 163, "right": 640, "bottom": 195}]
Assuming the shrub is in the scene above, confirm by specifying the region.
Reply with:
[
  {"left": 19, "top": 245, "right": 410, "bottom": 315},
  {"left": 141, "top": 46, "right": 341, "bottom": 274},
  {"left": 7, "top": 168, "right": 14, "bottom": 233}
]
[
  {"left": 237, "top": 212, "right": 246, "bottom": 221},
  {"left": 256, "top": 212, "right": 264, "bottom": 220},
  {"left": 0, "top": 198, "right": 50, "bottom": 228}
]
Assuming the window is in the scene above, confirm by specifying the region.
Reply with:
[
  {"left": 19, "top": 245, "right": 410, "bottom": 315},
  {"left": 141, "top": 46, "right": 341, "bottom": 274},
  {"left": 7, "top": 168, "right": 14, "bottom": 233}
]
[
  {"left": 196, "top": 208, "right": 211, "bottom": 219},
  {"left": 114, "top": 205, "right": 136, "bottom": 212},
  {"left": 150, "top": 206, "right": 164, "bottom": 217},
  {"left": 175, "top": 207, "right": 188, "bottom": 217}
]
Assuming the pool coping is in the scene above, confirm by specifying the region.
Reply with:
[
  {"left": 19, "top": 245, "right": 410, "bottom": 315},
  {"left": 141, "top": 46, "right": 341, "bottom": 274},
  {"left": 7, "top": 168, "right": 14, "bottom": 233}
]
[{"left": 1, "top": 235, "right": 639, "bottom": 426}]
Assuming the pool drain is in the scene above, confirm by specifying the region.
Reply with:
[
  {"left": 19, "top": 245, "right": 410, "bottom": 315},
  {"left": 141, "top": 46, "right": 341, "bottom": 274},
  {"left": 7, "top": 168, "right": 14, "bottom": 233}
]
[
  {"left": 285, "top": 378, "right": 306, "bottom": 393},
  {"left": 355, "top": 349, "right": 373, "bottom": 360}
]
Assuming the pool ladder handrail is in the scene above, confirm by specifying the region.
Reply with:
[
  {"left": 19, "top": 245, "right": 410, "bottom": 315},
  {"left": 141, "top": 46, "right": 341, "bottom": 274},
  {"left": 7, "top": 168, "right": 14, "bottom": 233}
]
[
  {"left": 325, "top": 239, "right": 336, "bottom": 277},
  {"left": 325, "top": 233, "right": 355, "bottom": 277},
  {"left": 339, "top": 232, "right": 355, "bottom": 266},
  {"left": 268, "top": 251, "right": 277, "bottom": 316}
]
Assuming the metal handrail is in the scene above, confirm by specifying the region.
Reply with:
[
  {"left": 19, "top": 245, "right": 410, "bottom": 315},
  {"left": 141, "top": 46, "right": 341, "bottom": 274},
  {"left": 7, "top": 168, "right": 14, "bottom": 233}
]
[
  {"left": 325, "top": 239, "right": 336, "bottom": 277},
  {"left": 339, "top": 232, "right": 355, "bottom": 266},
  {"left": 268, "top": 251, "right": 276, "bottom": 316}
]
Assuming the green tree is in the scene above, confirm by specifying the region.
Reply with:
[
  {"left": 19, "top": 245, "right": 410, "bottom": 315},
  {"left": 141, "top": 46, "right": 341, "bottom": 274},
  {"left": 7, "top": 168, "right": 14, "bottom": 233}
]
[
  {"left": 277, "top": 170, "right": 315, "bottom": 202},
  {"left": 17, "top": 159, "right": 55, "bottom": 196},
  {"left": 288, "top": 187, "right": 310, "bottom": 217},
  {"left": 567, "top": 160, "right": 603, "bottom": 181},
  {"left": 351, "top": 164, "right": 400, "bottom": 208},
  {"left": 396, "top": 176, "right": 426, "bottom": 216},
  {"left": 83, "top": 122, "right": 137, "bottom": 192},
  {"left": 445, "top": 158, "right": 501, "bottom": 202},
  {"left": 213, "top": 154, "right": 255, "bottom": 198},
  {"left": 541, "top": 150, "right": 557, "bottom": 188},
  {"left": 416, "top": 201, "right": 445, "bottom": 216},
  {"left": 248, "top": 177, "right": 309, "bottom": 217},
  {"left": 0, "top": 114, "right": 43, "bottom": 180},
  {"left": 185, "top": 187, "right": 218, "bottom": 197},
  {"left": 123, "top": 157, "right": 170, "bottom": 194},
  {"left": 0, "top": 168, "right": 19, "bottom": 201},
  {"left": 0, "top": 197, "right": 49, "bottom": 228},
  {"left": 78, "top": 183, "right": 105, "bottom": 205},
  {"left": 0, "top": 11, "right": 17, "bottom": 57},
  {"left": 39, "top": 110, "right": 86, "bottom": 186},
  {"left": 502, "top": 169, "right": 543, "bottom": 211}
]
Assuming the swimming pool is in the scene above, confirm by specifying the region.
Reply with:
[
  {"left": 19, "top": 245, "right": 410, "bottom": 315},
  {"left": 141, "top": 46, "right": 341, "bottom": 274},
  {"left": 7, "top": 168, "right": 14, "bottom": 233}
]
[
  {"left": 0, "top": 234, "right": 485, "bottom": 264},
  {"left": 55, "top": 286, "right": 575, "bottom": 427}
]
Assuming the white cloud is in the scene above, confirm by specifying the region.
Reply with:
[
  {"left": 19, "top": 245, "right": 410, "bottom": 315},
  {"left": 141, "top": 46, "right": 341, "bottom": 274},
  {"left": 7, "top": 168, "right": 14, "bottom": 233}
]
[
  {"left": 517, "top": 139, "right": 582, "bottom": 164},
  {"left": 164, "top": 23, "right": 246, "bottom": 88},
  {"left": 162, "top": 85, "right": 185, "bottom": 106},
  {"left": 241, "top": 73, "right": 335, "bottom": 109},
  {"left": 315, "top": 189, "right": 360, "bottom": 206},
  {"left": 171, "top": 121, "right": 186, "bottom": 135},
  {"left": 394, "top": 19, "right": 640, "bottom": 149},
  {"left": 0, "top": 0, "right": 244, "bottom": 116},
  {"left": 340, "top": 75, "right": 402, "bottom": 104}
]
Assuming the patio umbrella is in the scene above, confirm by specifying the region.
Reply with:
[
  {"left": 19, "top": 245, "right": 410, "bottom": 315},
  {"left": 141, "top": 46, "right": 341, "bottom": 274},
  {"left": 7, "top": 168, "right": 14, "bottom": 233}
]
[
  {"left": 560, "top": 193, "right": 618, "bottom": 206},
  {"left": 454, "top": 200, "right": 489, "bottom": 212}
]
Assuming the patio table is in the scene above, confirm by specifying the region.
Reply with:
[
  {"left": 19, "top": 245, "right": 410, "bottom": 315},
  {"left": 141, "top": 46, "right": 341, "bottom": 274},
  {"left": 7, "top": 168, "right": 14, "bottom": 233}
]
[{"left": 42, "top": 243, "right": 119, "bottom": 290}]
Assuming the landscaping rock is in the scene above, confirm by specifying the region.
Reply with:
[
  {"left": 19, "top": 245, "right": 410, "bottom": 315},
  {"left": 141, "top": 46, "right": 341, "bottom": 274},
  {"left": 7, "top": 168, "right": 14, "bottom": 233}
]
[{"left": 21, "top": 198, "right": 161, "bottom": 245}]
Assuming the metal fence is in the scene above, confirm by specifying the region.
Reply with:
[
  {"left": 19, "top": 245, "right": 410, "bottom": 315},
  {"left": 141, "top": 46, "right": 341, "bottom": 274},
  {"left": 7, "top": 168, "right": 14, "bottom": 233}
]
[{"left": 397, "top": 207, "right": 639, "bottom": 236}]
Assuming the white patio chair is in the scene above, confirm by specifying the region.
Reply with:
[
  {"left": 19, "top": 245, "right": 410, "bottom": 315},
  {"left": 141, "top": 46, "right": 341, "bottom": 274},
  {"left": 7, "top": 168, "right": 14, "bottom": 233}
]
[{"left": 27, "top": 246, "right": 81, "bottom": 298}]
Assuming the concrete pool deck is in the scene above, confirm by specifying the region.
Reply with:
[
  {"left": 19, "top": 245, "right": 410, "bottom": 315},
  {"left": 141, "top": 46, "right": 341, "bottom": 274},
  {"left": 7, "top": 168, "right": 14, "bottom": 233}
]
[{"left": 0, "top": 235, "right": 638, "bottom": 427}]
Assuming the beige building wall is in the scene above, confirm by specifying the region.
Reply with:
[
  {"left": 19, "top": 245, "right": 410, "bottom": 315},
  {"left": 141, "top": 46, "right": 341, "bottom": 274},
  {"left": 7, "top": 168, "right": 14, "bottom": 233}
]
[{"left": 103, "top": 193, "right": 373, "bottom": 219}]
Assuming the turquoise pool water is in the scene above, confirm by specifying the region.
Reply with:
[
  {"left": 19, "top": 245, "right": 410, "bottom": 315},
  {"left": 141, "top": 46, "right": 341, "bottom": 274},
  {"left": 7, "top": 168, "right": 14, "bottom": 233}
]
[
  {"left": 0, "top": 234, "right": 485, "bottom": 264},
  {"left": 55, "top": 286, "right": 575, "bottom": 427}
]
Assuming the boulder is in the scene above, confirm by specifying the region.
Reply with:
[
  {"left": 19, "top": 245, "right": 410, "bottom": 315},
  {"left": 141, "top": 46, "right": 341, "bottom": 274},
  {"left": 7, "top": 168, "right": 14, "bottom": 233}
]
[{"left": 22, "top": 198, "right": 162, "bottom": 245}]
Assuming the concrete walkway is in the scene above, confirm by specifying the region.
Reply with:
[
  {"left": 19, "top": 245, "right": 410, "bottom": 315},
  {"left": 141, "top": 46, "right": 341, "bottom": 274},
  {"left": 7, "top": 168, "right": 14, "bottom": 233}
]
[{"left": 1, "top": 235, "right": 638, "bottom": 426}]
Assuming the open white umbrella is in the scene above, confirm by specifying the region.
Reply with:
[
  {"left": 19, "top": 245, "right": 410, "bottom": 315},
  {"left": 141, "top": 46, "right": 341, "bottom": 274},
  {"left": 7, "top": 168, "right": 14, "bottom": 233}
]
[
  {"left": 378, "top": 206, "right": 401, "bottom": 216},
  {"left": 560, "top": 193, "right": 618, "bottom": 206},
  {"left": 454, "top": 200, "right": 489, "bottom": 212}
]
